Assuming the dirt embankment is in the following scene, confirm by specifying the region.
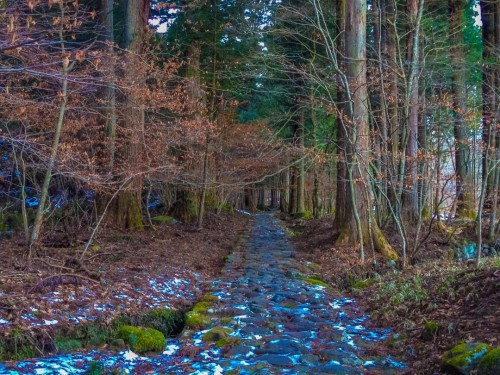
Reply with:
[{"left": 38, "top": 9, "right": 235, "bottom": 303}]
[{"left": 0, "top": 211, "right": 251, "bottom": 342}]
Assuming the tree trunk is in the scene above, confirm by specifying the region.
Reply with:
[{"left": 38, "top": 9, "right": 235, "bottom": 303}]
[
  {"left": 335, "top": 0, "right": 398, "bottom": 260},
  {"left": 289, "top": 167, "right": 297, "bottom": 215},
  {"left": 334, "top": 0, "right": 348, "bottom": 233},
  {"left": 101, "top": 0, "right": 117, "bottom": 170},
  {"left": 104, "top": 0, "right": 150, "bottom": 230},
  {"left": 402, "top": 0, "right": 424, "bottom": 222},
  {"left": 296, "top": 108, "right": 306, "bottom": 216},
  {"left": 29, "top": 4, "right": 70, "bottom": 253},
  {"left": 481, "top": 0, "right": 496, "bottom": 207},
  {"left": 449, "top": 0, "right": 476, "bottom": 219}
]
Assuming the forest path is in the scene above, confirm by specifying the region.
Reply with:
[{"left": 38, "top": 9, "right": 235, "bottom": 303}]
[
  {"left": 0, "top": 213, "right": 405, "bottom": 374},
  {"left": 176, "top": 212, "right": 406, "bottom": 374}
]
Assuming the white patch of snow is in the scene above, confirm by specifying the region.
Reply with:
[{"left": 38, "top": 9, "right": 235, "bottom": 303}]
[{"left": 122, "top": 350, "right": 139, "bottom": 361}]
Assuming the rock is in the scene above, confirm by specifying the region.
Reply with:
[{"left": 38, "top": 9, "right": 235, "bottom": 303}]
[
  {"left": 441, "top": 342, "right": 491, "bottom": 375},
  {"left": 259, "top": 354, "right": 294, "bottom": 367},
  {"left": 227, "top": 344, "right": 252, "bottom": 357},
  {"left": 301, "top": 354, "right": 320, "bottom": 365},
  {"left": 255, "top": 339, "right": 302, "bottom": 355},
  {"left": 478, "top": 348, "right": 500, "bottom": 375},
  {"left": 118, "top": 326, "right": 166, "bottom": 354}
]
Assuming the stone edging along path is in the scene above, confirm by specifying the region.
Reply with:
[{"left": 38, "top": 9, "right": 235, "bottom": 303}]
[{"left": 0, "top": 212, "right": 406, "bottom": 374}]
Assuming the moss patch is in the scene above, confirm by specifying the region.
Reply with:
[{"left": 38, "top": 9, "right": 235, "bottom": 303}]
[
  {"left": 192, "top": 301, "right": 212, "bottom": 314},
  {"left": 442, "top": 342, "right": 491, "bottom": 374},
  {"left": 422, "top": 321, "right": 439, "bottom": 341},
  {"left": 202, "top": 327, "right": 233, "bottom": 343},
  {"left": 216, "top": 337, "right": 241, "bottom": 348},
  {"left": 303, "top": 276, "right": 329, "bottom": 288},
  {"left": 151, "top": 215, "right": 176, "bottom": 224},
  {"left": 117, "top": 326, "right": 166, "bottom": 354},
  {"left": 185, "top": 311, "right": 211, "bottom": 328},
  {"left": 478, "top": 348, "right": 500, "bottom": 375},
  {"left": 55, "top": 338, "right": 83, "bottom": 352},
  {"left": 138, "top": 308, "right": 185, "bottom": 337}
]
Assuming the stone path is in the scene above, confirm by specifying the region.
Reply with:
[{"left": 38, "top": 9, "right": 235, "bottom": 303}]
[
  {"left": 178, "top": 212, "right": 405, "bottom": 374},
  {"left": 0, "top": 213, "right": 405, "bottom": 374}
]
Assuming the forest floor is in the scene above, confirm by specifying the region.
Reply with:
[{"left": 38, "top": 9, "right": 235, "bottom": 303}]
[
  {"left": 1, "top": 211, "right": 409, "bottom": 374},
  {"left": 287, "top": 215, "right": 500, "bottom": 375},
  {"left": 0, "top": 211, "right": 251, "bottom": 337}
]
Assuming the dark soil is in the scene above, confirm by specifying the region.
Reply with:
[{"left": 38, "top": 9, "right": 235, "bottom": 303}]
[{"left": 285, "top": 215, "right": 500, "bottom": 374}]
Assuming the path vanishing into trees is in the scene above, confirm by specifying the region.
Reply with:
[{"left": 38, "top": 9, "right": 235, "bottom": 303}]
[{"left": 1, "top": 213, "right": 406, "bottom": 374}]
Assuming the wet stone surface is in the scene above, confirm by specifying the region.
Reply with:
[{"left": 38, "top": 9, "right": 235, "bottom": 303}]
[{"left": 0, "top": 213, "right": 405, "bottom": 374}]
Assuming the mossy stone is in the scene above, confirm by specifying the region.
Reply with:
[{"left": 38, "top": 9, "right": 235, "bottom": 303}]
[
  {"left": 202, "top": 327, "right": 233, "bottom": 343},
  {"left": 478, "top": 348, "right": 500, "bottom": 375},
  {"left": 303, "top": 276, "right": 329, "bottom": 288},
  {"left": 422, "top": 321, "right": 439, "bottom": 341},
  {"left": 142, "top": 308, "right": 185, "bottom": 337},
  {"left": 185, "top": 311, "right": 211, "bottom": 328},
  {"left": 118, "top": 325, "right": 166, "bottom": 354},
  {"left": 220, "top": 317, "right": 233, "bottom": 325},
  {"left": 216, "top": 337, "right": 242, "bottom": 348},
  {"left": 192, "top": 301, "right": 212, "bottom": 313},
  {"left": 442, "top": 343, "right": 491, "bottom": 374}
]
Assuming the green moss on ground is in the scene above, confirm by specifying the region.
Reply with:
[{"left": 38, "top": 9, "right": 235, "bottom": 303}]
[
  {"left": 140, "top": 308, "right": 185, "bottom": 337},
  {"left": 118, "top": 326, "right": 166, "bottom": 354},
  {"left": 303, "top": 276, "right": 329, "bottom": 288},
  {"left": 202, "top": 327, "right": 233, "bottom": 343},
  {"left": 151, "top": 216, "right": 176, "bottom": 224},
  {"left": 478, "top": 348, "right": 500, "bottom": 375},
  {"left": 216, "top": 337, "right": 241, "bottom": 348},
  {"left": 422, "top": 321, "right": 439, "bottom": 341},
  {"left": 185, "top": 311, "right": 211, "bottom": 328},
  {"left": 55, "top": 338, "right": 83, "bottom": 352},
  {"left": 192, "top": 301, "right": 212, "bottom": 313},
  {"left": 442, "top": 343, "right": 491, "bottom": 374}
]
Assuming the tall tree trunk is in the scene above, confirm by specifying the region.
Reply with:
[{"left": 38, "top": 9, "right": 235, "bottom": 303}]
[
  {"left": 449, "top": 0, "right": 476, "bottom": 219},
  {"left": 480, "top": 0, "right": 496, "bottom": 207},
  {"left": 402, "top": 0, "right": 424, "bottom": 222},
  {"left": 104, "top": 0, "right": 150, "bottom": 230},
  {"left": 29, "top": 4, "right": 70, "bottom": 253},
  {"left": 173, "top": 42, "right": 202, "bottom": 224},
  {"left": 101, "top": 0, "right": 117, "bottom": 169},
  {"left": 385, "top": 0, "right": 400, "bottom": 208},
  {"left": 334, "top": 0, "right": 348, "bottom": 232},
  {"left": 289, "top": 167, "right": 297, "bottom": 214},
  {"left": 296, "top": 108, "right": 306, "bottom": 216},
  {"left": 335, "top": 0, "right": 398, "bottom": 260}
]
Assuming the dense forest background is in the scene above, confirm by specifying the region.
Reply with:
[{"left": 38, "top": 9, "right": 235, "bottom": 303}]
[{"left": 0, "top": 0, "right": 498, "bottom": 267}]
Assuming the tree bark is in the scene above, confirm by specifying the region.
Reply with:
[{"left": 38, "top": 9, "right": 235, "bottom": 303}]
[
  {"left": 104, "top": 0, "right": 150, "bottom": 230},
  {"left": 449, "top": 0, "right": 476, "bottom": 219},
  {"left": 402, "top": 0, "right": 424, "bottom": 222},
  {"left": 334, "top": 0, "right": 398, "bottom": 260},
  {"left": 480, "top": 0, "right": 496, "bottom": 207}
]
